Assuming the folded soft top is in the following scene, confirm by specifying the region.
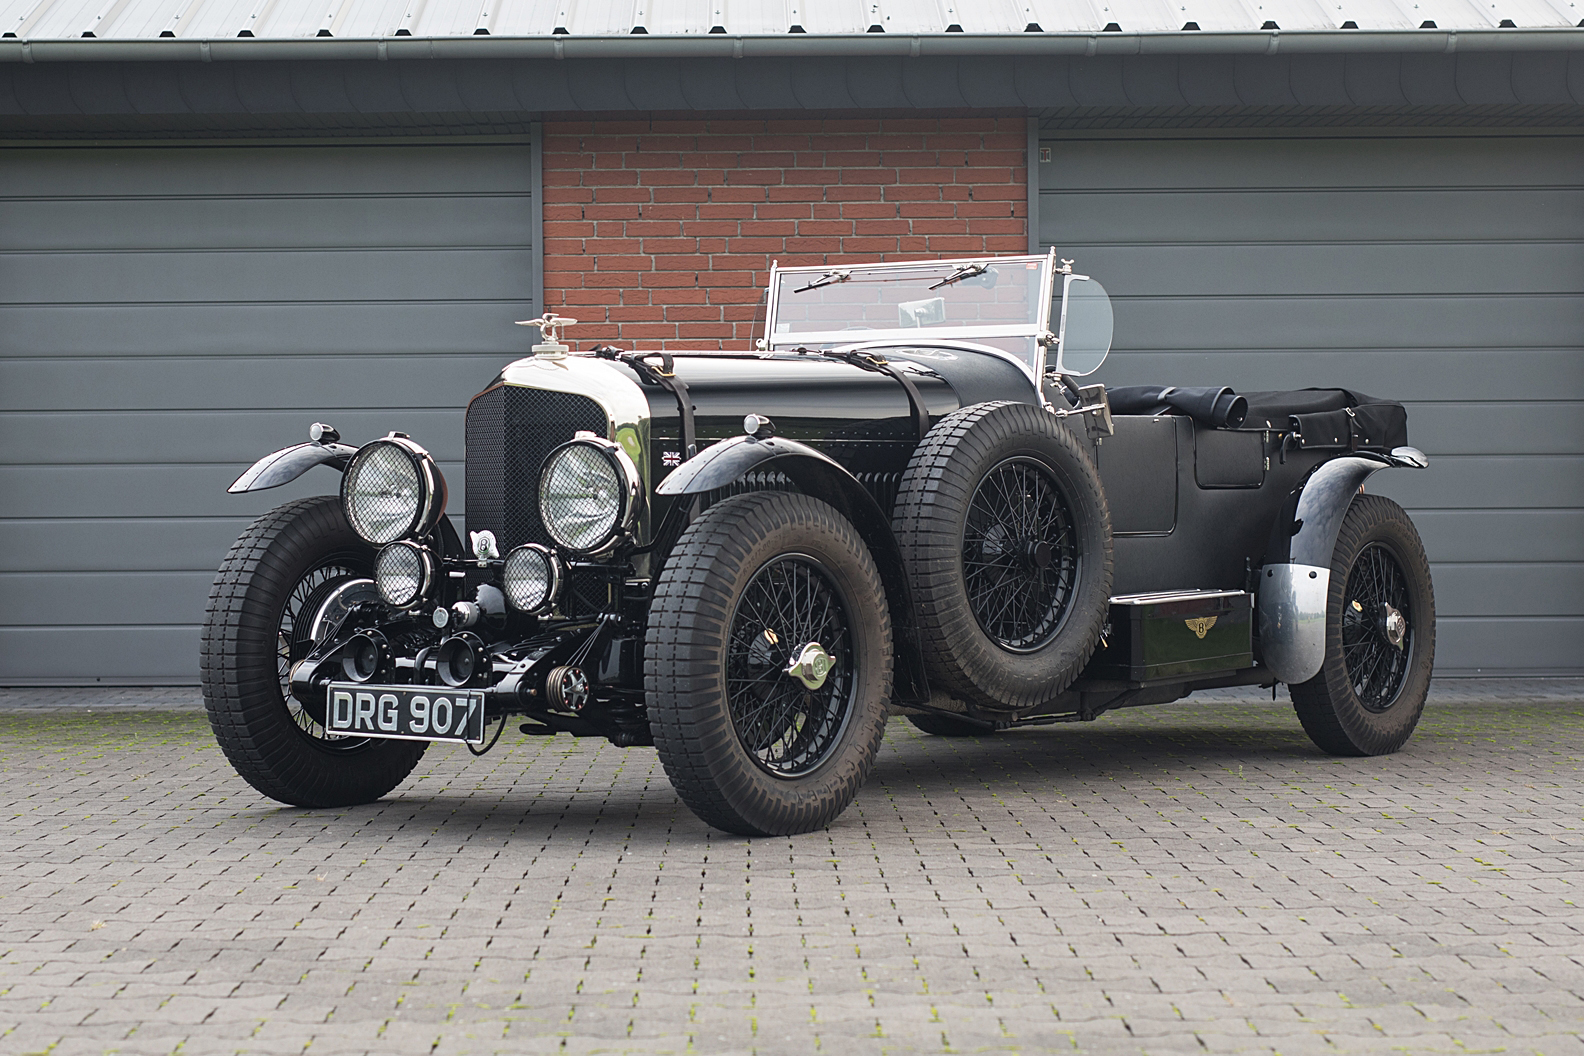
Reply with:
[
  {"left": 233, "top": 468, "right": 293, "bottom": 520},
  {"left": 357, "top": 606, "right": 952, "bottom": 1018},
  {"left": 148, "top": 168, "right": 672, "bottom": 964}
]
[{"left": 1105, "top": 385, "right": 1407, "bottom": 452}]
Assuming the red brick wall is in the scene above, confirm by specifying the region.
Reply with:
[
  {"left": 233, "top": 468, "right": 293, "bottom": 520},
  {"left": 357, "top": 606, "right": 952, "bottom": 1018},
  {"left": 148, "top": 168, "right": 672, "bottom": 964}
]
[{"left": 541, "top": 117, "right": 1028, "bottom": 349}]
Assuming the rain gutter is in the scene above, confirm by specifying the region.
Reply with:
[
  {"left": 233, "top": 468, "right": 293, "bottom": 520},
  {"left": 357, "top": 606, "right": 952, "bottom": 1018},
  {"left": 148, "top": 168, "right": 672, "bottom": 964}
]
[{"left": 2, "top": 28, "right": 1582, "bottom": 63}]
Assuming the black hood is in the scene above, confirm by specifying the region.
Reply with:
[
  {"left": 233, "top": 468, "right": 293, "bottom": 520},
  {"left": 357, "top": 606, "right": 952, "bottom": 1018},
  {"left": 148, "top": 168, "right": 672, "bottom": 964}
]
[{"left": 637, "top": 348, "right": 1039, "bottom": 446}]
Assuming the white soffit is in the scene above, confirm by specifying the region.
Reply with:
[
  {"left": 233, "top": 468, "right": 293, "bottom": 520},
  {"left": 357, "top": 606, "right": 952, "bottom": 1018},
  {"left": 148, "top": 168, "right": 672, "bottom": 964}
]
[{"left": 2, "top": 0, "right": 1580, "bottom": 43}]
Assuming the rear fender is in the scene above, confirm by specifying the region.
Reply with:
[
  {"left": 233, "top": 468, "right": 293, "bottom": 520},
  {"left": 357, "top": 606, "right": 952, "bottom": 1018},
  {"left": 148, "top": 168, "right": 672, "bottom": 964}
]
[
  {"left": 658, "top": 434, "right": 930, "bottom": 704},
  {"left": 1258, "top": 446, "right": 1427, "bottom": 683},
  {"left": 228, "top": 442, "right": 357, "bottom": 494}
]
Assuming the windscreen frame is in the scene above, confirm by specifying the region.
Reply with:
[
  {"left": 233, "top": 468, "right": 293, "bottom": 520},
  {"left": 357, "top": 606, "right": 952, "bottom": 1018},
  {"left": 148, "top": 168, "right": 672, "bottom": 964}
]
[{"left": 762, "top": 251, "right": 1059, "bottom": 378}]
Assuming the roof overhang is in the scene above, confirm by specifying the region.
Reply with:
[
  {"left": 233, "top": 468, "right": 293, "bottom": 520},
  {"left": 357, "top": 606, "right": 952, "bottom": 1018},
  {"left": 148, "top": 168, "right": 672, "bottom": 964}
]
[{"left": 4, "top": 29, "right": 1583, "bottom": 64}]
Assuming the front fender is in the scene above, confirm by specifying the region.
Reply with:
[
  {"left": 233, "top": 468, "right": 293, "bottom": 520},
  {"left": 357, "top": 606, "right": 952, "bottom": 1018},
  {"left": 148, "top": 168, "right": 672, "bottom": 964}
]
[
  {"left": 655, "top": 434, "right": 838, "bottom": 497},
  {"left": 1258, "top": 446, "right": 1427, "bottom": 683},
  {"left": 228, "top": 442, "right": 357, "bottom": 494},
  {"left": 657, "top": 434, "right": 930, "bottom": 704}
]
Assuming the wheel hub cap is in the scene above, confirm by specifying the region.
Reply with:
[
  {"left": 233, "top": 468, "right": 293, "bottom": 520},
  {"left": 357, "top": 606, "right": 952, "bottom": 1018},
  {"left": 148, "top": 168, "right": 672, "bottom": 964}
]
[
  {"left": 1381, "top": 603, "right": 1407, "bottom": 650},
  {"left": 786, "top": 642, "right": 835, "bottom": 690}
]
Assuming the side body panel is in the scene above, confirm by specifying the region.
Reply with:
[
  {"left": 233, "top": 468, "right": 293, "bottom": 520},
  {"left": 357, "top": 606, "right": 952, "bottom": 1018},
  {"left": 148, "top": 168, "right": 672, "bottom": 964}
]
[{"left": 1098, "top": 416, "right": 1329, "bottom": 596}]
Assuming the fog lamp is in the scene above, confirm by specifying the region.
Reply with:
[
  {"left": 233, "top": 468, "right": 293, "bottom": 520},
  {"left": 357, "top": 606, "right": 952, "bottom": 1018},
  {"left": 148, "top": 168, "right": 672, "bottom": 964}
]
[
  {"left": 374, "top": 541, "right": 435, "bottom": 609},
  {"left": 502, "top": 544, "right": 560, "bottom": 613}
]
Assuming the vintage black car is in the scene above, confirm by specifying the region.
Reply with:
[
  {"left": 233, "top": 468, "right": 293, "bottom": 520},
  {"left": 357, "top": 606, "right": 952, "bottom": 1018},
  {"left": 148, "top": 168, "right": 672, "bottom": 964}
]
[{"left": 204, "top": 253, "right": 1435, "bottom": 836}]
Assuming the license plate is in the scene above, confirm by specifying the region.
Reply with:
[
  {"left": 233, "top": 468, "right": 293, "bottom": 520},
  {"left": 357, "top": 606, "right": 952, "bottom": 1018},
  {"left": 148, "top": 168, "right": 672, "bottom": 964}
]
[{"left": 324, "top": 683, "right": 487, "bottom": 745}]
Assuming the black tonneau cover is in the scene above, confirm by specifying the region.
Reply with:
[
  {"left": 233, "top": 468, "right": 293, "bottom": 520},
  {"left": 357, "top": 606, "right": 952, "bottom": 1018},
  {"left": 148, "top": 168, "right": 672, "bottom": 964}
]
[
  {"left": 1105, "top": 385, "right": 1407, "bottom": 452},
  {"left": 1106, "top": 385, "right": 1248, "bottom": 428}
]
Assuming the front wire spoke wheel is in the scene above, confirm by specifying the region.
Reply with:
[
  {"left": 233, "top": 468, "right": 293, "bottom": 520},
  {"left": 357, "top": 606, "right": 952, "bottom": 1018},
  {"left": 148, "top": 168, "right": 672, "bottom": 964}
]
[
  {"left": 278, "top": 562, "right": 364, "bottom": 742},
  {"left": 202, "top": 495, "right": 428, "bottom": 808},
  {"left": 647, "top": 491, "right": 893, "bottom": 837},
  {"left": 725, "top": 555, "right": 856, "bottom": 777}
]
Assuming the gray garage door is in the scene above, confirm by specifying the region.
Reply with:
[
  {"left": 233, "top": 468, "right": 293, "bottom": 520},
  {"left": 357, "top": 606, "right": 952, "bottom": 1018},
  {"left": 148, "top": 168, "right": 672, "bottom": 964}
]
[
  {"left": 1040, "top": 130, "right": 1584, "bottom": 675},
  {"left": 0, "top": 140, "right": 535, "bottom": 683}
]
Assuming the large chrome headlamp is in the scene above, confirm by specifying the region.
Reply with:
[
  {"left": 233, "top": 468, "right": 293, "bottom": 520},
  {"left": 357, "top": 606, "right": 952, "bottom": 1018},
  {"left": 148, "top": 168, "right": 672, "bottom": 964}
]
[
  {"left": 539, "top": 433, "right": 641, "bottom": 555},
  {"left": 341, "top": 435, "right": 446, "bottom": 546}
]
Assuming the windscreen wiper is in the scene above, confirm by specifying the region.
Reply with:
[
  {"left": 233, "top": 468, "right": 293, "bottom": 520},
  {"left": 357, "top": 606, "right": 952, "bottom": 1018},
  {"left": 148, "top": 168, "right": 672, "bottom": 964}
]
[
  {"left": 793, "top": 269, "right": 851, "bottom": 293},
  {"left": 928, "top": 262, "right": 989, "bottom": 290}
]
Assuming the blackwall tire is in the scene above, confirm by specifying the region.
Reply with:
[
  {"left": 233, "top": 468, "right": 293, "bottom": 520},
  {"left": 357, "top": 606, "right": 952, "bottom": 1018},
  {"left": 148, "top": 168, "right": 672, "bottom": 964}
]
[
  {"left": 201, "top": 496, "right": 427, "bottom": 808},
  {"left": 1290, "top": 495, "right": 1436, "bottom": 757},
  {"left": 646, "top": 492, "right": 893, "bottom": 837},
  {"left": 893, "top": 401, "right": 1113, "bottom": 712},
  {"left": 906, "top": 714, "right": 1008, "bottom": 737}
]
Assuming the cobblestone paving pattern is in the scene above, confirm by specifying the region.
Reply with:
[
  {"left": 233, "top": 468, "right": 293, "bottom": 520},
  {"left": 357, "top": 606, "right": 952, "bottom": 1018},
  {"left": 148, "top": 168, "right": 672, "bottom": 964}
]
[{"left": 1, "top": 683, "right": 1581, "bottom": 1055}]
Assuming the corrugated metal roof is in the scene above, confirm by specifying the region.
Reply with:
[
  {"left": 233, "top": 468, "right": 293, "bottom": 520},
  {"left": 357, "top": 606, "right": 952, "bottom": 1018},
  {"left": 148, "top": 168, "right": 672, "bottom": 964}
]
[{"left": 2, "top": 0, "right": 1580, "bottom": 40}]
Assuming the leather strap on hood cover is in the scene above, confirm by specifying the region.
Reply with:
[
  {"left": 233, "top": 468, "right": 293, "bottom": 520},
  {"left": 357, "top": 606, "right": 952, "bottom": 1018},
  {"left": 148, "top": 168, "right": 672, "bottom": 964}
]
[
  {"left": 593, "top": 347, "right": 697, "bottom": 458},
  {"left": 821, "top": 349, "right": 934, "bottom": 443}
]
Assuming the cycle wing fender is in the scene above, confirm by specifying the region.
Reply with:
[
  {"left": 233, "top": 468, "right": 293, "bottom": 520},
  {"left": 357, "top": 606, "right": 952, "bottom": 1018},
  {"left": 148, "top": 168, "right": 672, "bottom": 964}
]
[
  {"left": 228, "top": 441, "right": 358, "bottom": 494},
  {"left": 1257, "top": 446, "right": 1428, "bottom": 684}
]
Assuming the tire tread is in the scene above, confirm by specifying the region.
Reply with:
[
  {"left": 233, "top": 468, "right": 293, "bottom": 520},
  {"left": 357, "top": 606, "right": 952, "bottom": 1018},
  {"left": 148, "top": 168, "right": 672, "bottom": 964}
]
[
  {"left": 202, "top": 496, "right": 425, "bottom": 807},
  {"left": 1290, "top": 494, "right": 1436, "bottom": 756},
  {"left": 646, "top": 492, "right": 891, "bottom": 835}
]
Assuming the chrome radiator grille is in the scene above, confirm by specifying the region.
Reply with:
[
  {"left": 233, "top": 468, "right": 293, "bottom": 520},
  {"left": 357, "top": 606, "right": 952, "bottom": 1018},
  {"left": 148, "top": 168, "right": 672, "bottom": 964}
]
[{"left": 464, "top": 385, "right": 608, "bottom": 553}]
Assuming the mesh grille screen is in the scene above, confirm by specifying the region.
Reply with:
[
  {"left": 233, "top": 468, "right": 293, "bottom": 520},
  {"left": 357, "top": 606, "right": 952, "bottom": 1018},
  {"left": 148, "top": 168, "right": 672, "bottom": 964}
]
[
  {"left": 465, "top": 386, "right": 608, "bottom": 553},
  {"left": 565, "top": 570, "right": 612, "bottom": 617}
]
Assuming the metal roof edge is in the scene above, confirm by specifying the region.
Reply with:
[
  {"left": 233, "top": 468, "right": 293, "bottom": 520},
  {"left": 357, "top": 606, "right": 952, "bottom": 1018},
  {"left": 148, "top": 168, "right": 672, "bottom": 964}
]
[{"left": 3, "top": 29, "right": 1583, "bottom": 63}]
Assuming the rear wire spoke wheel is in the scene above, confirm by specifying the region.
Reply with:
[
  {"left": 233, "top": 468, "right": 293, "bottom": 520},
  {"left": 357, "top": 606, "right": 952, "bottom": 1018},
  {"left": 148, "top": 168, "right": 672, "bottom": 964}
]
[
  {"left": 1342, "top": 543, "right": 1414, "bottom": 712},
  {"left": 1290, "top": 495, "right": 1436, "bottom": 756},
  {"left": 202, "top": 496, "right": 428, "bottom": 807},
  {"left": 647, "top": 492, "right": 892, "bottom": 836}
]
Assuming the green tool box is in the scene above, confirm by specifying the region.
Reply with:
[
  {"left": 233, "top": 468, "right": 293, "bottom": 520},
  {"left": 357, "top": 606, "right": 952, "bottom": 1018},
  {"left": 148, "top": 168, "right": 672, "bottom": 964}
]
[{"left": 1086, "top": 589, "right": 1254, "bottom": 682}]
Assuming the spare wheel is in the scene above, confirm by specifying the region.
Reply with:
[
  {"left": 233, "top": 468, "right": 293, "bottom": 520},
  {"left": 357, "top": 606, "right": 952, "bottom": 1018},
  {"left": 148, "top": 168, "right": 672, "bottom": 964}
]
[{"left": 893, "top": 400, "right": 1113, "bottom": 712}]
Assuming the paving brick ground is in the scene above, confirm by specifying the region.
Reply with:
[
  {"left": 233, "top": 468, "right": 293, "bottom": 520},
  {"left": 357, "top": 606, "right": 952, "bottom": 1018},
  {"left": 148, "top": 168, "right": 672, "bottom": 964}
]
[{"left": 1, "top": 681, "right": 1581, "bottom": 1055}]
